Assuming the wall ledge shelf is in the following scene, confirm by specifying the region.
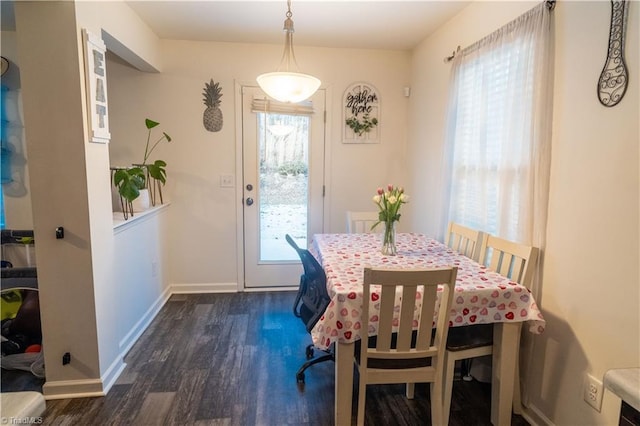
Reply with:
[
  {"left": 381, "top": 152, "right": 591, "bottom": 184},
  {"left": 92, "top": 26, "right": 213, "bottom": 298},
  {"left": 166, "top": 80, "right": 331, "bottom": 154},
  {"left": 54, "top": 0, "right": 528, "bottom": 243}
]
[{"left": 113, "top": 203, "right": 170, "bottom": 233}]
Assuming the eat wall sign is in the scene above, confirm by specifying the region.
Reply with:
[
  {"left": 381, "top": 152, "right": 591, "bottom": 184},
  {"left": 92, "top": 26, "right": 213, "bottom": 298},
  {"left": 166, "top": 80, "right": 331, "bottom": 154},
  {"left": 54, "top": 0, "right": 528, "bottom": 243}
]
[{"left": 83, "top": 29, "right": 111, "bottom": 144}]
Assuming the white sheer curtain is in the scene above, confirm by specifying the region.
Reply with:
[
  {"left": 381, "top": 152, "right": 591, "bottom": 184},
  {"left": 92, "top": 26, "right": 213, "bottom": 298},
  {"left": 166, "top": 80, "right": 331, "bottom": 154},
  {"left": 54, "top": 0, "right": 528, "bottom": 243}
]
[
  {"left": 443, "top": 2, "right": 553, "bottom": 407},
  {"left": 444, "top": 2, "right": 553, "bottom": 261}
]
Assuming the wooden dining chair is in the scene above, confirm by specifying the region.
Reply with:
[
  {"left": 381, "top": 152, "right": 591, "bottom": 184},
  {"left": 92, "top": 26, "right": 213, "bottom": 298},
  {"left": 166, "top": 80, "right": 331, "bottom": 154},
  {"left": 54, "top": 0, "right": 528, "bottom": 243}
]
[
  {"left": 355, "top": 266, "right": 457, "bottom": 426},
  {"left": 443, "top": 235, "right": 539, "bottom": 425},
  {"left": 444, "top": 221, "right": 485, "bottom": 262},
  {"left": 346, "top": 211, "right": 379, "bottom": 233}
]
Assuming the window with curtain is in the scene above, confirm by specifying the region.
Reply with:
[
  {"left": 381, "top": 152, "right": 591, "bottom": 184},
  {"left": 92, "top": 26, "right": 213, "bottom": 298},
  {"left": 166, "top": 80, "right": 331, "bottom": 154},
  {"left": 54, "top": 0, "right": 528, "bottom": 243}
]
[{"left": 446, "top": 2, "right": 553, "bottom": 245}]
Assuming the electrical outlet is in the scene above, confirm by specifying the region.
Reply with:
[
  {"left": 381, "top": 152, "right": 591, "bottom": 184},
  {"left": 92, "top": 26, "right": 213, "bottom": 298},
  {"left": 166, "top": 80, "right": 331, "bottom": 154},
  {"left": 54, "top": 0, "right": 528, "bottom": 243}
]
[{"left": 583, "top": 373, "right": 603, "bottom": 412}]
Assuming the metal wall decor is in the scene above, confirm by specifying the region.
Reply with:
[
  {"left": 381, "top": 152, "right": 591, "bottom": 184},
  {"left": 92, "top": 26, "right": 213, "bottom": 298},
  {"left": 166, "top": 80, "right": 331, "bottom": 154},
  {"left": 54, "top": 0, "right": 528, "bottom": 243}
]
[
  {"left": 343, "top": 82, "right": 380, "bottom": 144},
  {"left": 597, "top": 0, "right": 629, "bottom": 107},
  {"left": 202, "top": 79, "right": 223, "bottom": 132}
]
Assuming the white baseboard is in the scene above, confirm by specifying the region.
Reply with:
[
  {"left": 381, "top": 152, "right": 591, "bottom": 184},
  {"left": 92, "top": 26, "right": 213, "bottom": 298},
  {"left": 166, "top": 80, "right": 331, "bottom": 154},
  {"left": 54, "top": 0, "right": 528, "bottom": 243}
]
[
  {"left": 244, "top": 286, "right": 298, "bottom": 292},
  {"left": 118, "top": 288, "right": 173, "bottom": 352},
  {"left": 522, "top": 403, "right": 555, "bottom": 426},
  {"left": 42, "top": 347, "right": 127, "bottom": 400},
  {"left": 100, "top": 357, "right": 127, "bottom": 396},
  {"left": 42, "top": 378, "right": 105, "bottom": 400},
  {"left": 170, "top": 282, "right": 238, "bottom": 293}
]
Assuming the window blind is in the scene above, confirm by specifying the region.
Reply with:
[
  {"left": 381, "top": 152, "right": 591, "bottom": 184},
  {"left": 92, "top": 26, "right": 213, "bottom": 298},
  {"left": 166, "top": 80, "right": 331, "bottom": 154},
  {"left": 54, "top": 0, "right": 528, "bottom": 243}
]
[{"left": 251, "top": 98, "right": 315, "bottom": 116}]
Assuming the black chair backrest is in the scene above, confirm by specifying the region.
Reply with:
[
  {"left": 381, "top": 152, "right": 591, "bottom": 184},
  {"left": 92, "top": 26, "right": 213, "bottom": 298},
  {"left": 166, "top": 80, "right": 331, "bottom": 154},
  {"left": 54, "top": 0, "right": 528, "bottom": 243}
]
[{"left": 286, "top": 234, "right": 331, "bottom": 333}]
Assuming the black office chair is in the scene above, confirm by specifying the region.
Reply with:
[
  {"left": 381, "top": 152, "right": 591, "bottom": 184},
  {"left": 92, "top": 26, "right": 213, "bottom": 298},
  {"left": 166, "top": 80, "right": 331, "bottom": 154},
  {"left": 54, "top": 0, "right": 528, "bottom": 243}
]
[{"left": 285, "top": 234, "right": 333, "bottom": 383}]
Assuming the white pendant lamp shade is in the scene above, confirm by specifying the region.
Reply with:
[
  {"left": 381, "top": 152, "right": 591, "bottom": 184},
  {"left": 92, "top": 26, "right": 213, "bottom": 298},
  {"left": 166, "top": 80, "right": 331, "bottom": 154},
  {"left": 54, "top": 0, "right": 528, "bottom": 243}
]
[
  {"left": 256, "top": 72, "right": 321, "bottom": 103},
  {"left": 257, "top": 0, "right": 321, "bottom": 103}
]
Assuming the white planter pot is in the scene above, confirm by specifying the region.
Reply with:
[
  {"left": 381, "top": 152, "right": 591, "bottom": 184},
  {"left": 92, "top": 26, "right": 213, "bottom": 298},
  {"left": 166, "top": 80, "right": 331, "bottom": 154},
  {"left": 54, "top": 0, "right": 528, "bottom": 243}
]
[{"left": 132, "top": 189, "right": 151, "bottom": 212}]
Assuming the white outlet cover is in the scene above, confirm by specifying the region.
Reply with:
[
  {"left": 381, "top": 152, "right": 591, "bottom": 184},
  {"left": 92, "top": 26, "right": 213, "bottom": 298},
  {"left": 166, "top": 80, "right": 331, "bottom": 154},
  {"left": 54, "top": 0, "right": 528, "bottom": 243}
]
[{"left": 584, "top": 374, "right": 603, "bottom": 412}]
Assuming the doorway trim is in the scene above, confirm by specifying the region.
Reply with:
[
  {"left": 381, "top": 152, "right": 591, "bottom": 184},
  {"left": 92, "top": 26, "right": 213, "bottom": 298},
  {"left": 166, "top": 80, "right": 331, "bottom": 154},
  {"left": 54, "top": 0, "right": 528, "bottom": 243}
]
[{"left": 233, "top": 80, "right": 333, "bottom": 292}]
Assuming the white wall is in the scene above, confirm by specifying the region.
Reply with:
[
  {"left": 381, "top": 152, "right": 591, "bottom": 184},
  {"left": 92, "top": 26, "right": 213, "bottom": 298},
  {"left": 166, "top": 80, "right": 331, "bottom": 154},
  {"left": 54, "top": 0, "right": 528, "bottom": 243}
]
[
  {"left": 111, "top": 208, "right": 170, "bottom": 358},
  {"left": 530, "top": 2, "right": 639, "bottom": 424},
  {"left": 11, "top": 0, "right": 170, "bottom": 398},
  {"left": 9, "top": 0, "right": 411, "bottom": 397},
  {"left": 107, "top": 39, "right": 411, "bottom": 287},
  {"left": 74, "top": 0, "right": 167, "bottom": 390},
  {"left": 14, "top": 1, "right": 103, "bottom": 395},
  {"left": 408, "top": 1, "right": 639, "bottom": 425}
]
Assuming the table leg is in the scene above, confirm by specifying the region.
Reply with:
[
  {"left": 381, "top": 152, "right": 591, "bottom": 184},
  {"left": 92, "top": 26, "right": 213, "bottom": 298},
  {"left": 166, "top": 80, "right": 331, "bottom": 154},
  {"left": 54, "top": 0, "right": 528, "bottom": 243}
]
[
  {"left": 491, "top": 322, "right": 522, "bottom": 426},
  {"left": 335, "top": 341, "right": 355, "bottom": 425}
]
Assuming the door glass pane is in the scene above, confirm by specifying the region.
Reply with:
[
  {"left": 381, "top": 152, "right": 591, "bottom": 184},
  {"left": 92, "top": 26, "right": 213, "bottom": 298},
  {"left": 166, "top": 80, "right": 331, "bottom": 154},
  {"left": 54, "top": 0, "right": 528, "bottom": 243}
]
[{"left": 258, "top": 112, "right": 309, "bottom": 262}]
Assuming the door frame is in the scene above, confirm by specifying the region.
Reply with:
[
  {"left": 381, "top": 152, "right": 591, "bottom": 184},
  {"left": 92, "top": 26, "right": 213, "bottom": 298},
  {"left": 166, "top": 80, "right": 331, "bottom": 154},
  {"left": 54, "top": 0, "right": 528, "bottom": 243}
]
[{"left": 233, "top": 80, "right": 333, "bottom": 291}]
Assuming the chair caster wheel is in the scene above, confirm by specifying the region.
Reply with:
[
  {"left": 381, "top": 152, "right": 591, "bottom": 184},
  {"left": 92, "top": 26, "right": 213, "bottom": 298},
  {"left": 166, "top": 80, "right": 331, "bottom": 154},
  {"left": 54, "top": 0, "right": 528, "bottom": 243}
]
[
  {"left": 305, "top": 347, "right": 314, "bottom": 359},
  {"left": 296, "top": 372, "right": 305, "bottom": 383}
]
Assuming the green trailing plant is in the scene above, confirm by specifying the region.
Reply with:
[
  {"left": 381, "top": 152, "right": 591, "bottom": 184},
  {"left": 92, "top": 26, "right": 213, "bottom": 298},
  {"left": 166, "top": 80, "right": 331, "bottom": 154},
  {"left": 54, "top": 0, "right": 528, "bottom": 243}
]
[
  {"left": 113, "top": 166, "right": 145, "bottom": 203},
  {"left": 113, "top": 118, "right": 172, "bottom": 204},
  {"left": 141, "top": 118, "right": 172, "bottom": 187},
  {"left": 345, "top": 113, "right": 378, "bottom": 136}
]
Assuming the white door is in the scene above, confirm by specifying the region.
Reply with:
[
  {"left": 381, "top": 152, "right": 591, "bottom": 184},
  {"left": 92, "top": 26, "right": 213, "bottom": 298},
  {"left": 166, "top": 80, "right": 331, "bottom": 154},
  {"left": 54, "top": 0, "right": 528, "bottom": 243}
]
[{"left": 241, "top": 86, "right": 325, "bottom": 288}]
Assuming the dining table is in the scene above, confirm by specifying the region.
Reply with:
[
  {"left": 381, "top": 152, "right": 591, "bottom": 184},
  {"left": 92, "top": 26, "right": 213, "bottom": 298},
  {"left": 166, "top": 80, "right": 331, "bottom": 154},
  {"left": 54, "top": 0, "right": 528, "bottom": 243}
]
[{"left": 309, "top": 232, "right": 545, "bottom": 426}]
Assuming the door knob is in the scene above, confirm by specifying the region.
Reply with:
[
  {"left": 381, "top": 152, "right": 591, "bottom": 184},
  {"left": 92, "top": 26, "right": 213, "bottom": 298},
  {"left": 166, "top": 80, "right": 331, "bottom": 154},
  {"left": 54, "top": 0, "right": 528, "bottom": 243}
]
[{"left": 246, "top": 197, "right": 254, "bottom": 206}]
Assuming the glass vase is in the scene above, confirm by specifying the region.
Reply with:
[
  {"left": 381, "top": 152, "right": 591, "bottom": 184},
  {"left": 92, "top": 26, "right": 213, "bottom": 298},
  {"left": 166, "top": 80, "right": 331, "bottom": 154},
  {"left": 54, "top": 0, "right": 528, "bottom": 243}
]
[{"left": 381, "top": 220, "right": 397, "bottom": 256}]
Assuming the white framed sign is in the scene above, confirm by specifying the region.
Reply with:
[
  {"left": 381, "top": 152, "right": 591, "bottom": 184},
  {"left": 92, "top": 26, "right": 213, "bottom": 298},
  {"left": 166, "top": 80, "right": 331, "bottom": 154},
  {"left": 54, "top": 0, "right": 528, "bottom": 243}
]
[
  {"left": 343, "top": 82, "right": 380, "bottom": 144},
  {"left": 83, "top": 29, "right": 110, "bottom": 143}
]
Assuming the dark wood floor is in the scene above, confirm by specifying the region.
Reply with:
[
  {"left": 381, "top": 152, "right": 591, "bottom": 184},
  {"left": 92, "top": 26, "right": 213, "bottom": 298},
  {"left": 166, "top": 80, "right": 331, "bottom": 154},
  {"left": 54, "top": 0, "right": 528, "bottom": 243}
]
[{"left": 2, "top": 292, "right": 529, "bottom": 425}]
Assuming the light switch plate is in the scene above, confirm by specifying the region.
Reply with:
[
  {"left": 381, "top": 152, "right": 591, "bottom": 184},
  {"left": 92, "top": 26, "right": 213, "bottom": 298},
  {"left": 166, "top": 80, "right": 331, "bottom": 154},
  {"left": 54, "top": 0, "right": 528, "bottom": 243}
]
[{"left": 220, "top": 174, "right": 234, "bottom": 188}]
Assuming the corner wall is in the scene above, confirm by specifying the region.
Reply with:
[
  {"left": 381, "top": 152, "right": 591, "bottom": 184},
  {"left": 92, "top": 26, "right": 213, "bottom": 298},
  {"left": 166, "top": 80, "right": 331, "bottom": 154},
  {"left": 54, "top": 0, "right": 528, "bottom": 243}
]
[
  {"left": 12, "top": 0, "right": 168, "bottom": 398},
  {"left": 14, "top": 1, "right": 102, "bottom": 394},
  {"left": 529, "top": 2, "right": 639, "bottom": 425},
  {"left": 407, "top": 1, "right": 639, "bottom": 424}
]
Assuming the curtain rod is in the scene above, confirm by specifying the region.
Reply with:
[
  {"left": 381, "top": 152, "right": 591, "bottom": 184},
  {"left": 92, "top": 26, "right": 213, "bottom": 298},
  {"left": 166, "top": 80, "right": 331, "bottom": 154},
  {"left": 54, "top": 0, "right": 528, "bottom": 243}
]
[{"left": 443, "top": 0, "right": 555, "bottom": 63}]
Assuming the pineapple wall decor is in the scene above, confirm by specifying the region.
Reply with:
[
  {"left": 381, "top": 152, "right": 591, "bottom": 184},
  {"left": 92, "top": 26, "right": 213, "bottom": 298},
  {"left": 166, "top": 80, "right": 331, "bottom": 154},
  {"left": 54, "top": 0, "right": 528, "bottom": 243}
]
[{"left": 202, "top": 79, "right": 223, "bottom": 132}]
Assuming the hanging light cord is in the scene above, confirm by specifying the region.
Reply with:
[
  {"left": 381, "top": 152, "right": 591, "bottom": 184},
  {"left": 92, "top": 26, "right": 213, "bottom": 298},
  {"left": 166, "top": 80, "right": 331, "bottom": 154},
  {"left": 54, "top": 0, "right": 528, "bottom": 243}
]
[{"left": 277, "top": 0, "right": 300, "bottom": 73}]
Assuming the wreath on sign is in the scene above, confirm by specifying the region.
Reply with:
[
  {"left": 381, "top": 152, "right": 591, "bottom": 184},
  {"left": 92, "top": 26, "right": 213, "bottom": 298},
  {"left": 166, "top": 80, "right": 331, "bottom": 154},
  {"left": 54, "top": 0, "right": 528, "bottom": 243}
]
[{"left": 345, "top": 113, "right": 378, "bottom": 136}]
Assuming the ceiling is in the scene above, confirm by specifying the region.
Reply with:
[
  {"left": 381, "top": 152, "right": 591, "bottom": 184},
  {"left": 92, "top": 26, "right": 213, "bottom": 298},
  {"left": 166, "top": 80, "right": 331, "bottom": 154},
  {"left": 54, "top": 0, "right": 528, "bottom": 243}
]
[
  {"left": 1, "top": 1, "right": 470, "bottom": 51},
  {"left": 123, "top": 1, "right": 471, "bottom": 51}
]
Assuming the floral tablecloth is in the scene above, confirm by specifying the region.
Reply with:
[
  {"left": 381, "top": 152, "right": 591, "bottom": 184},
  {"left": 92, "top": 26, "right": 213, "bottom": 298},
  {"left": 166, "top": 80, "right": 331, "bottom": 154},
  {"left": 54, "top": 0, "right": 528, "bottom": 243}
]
[{"left": 309, "top": 233, "right": 545, "bottom": 350}]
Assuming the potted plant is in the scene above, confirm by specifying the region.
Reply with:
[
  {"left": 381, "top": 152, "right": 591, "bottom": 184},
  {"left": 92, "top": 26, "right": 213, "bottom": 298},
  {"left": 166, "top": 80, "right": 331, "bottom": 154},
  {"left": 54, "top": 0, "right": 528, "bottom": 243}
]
[
  {"left": 112, "top": 165, "right": 145, "bottom": 216},
  {"left": 112, "top": 118, "right": 172, "bottom": 219}
]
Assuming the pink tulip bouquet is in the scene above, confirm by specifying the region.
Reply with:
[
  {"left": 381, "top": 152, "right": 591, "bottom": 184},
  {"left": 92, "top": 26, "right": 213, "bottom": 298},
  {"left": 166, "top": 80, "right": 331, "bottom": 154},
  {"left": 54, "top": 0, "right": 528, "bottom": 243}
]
[{"left": 372, "top": 184, "right": 409, "bottom": 255}]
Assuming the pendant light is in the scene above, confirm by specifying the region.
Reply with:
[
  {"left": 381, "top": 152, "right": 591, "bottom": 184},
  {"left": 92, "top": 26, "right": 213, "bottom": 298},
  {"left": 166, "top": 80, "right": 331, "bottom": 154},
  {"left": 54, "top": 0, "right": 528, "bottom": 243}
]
[{"left": 257, "top": 0, "right": 321, "bottom": 103}]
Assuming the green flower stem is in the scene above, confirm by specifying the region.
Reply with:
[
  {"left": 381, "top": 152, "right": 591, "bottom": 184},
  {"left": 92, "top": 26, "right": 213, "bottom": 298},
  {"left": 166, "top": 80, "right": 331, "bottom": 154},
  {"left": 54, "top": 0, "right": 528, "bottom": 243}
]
[
  {"left": 144, "top": 135, "right": 168, "bottom": 164},
  {"left": 382, "top": 220, "right": 397, "bottom": 256}
]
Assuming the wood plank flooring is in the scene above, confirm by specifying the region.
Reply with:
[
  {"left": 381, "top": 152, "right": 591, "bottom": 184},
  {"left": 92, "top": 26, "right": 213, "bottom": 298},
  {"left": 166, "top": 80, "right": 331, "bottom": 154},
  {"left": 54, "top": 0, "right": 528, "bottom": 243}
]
[{"left": 2, "top": 292, "right": 529, "bottom": 425}]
